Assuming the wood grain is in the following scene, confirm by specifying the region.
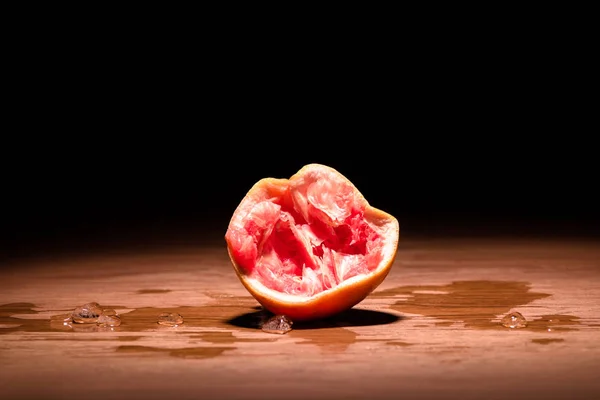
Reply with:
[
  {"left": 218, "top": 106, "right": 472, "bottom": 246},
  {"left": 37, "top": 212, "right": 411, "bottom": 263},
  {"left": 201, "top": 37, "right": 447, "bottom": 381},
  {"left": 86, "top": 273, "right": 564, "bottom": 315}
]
[{"left": 1, "top": 234, "right": 599, "bottom": 400}]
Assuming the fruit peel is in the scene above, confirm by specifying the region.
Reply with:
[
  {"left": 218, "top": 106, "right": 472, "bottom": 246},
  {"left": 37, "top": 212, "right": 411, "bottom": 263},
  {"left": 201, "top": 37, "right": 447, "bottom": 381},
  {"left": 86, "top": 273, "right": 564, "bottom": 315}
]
[{"left": 225, "top": 163, "right": 399, "bottom": 321}]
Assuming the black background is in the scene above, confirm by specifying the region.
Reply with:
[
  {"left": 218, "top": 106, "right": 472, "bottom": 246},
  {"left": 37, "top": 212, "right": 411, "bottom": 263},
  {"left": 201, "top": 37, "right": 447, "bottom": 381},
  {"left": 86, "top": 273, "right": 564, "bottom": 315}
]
[
  {"left": 2, "top": 35, "right": 598, "bottom": 262},
  {"left": 2, "top": 117, "right": 597, "bottom": 262}
]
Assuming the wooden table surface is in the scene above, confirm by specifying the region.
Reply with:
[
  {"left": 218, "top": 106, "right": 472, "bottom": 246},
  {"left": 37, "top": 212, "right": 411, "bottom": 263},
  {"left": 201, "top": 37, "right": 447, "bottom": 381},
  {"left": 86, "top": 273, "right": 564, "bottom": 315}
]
[{"left": 1, "top": 230, "right": 599, "bottom": 400}]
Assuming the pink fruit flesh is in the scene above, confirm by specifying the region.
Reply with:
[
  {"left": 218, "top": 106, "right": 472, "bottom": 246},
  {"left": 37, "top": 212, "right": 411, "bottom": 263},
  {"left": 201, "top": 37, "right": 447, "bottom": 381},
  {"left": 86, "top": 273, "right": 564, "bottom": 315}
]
[{"left": 226, "top": 168, "right": 386, "bottom": 297}]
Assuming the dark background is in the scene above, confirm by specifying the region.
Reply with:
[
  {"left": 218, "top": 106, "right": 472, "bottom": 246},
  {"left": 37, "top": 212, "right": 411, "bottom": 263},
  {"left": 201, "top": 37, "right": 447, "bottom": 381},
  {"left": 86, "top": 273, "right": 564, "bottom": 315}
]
[
  {"left": 2, "top": 32, "right": 598, "bottom": 262},
  {"left": 2, "top": 122, "right": 597, "bottom": 263}
]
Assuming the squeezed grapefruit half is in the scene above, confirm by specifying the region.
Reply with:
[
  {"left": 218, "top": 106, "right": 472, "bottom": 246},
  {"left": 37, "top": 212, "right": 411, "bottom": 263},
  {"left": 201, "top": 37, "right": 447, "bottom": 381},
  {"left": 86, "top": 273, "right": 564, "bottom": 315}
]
[{"left": 225, "top": 163, "right": 399, "bottom": 321}]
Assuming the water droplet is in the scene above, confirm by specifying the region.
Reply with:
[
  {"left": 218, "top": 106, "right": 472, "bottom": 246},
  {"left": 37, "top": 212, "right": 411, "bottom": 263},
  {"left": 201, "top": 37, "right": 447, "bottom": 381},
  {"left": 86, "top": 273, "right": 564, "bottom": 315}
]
[
  {"left": 157, "top": 312, "right": 184, "bottom": 326},
  {"left": 261, "top": 315, "right": 293, "bottom": 334},
  {"left": 72, "top": 302, "right": 104, "bottom": 324},
  {"left": 97, "top": 309, "right": 121, "bottom": 327},
  {"left": 501, "top": 311, "right": 527, "bottom": 329}
]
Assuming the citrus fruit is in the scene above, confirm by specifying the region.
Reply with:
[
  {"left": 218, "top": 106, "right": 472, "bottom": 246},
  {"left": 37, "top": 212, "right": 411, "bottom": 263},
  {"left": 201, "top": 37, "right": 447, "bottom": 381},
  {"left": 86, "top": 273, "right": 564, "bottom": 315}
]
[{"left": 225, "top": 163, "right": 400, "bottom": 322}]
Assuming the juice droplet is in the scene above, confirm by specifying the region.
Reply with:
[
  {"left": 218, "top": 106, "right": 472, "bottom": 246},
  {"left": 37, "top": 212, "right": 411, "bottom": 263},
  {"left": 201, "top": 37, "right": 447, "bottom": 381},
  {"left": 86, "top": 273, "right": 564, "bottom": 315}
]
[
  {"left": 72, "top": 302, "right": 104, "bottom": 324},
  {"left": 262, "top": 315, "right": 293, "bottom": 334},
  {"left": 102, "top": 308, "right": 118, "bottom": 316},
  {"left": 157, "top": 312, "right": 184, "bottom": 326},
  {"left": 501, "top": 311, "right": 527, "bottom": 329},
  {"left": 97, "top": 309, "right": 121, "bottom": 327}
]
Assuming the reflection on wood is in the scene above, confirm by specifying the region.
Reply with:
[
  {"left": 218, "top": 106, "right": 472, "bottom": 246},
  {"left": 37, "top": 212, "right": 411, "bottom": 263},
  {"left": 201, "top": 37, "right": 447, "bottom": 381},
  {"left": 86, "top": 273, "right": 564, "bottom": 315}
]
[{"left": 1, "top": 237, "right": 599, "bottom": 399}]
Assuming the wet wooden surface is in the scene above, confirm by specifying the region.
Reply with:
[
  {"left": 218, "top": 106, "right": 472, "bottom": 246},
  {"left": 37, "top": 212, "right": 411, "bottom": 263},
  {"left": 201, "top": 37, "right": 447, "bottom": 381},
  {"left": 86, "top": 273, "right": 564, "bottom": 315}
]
[{"left": 1, "top": 233, "right": 600, "bottom": 400}]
